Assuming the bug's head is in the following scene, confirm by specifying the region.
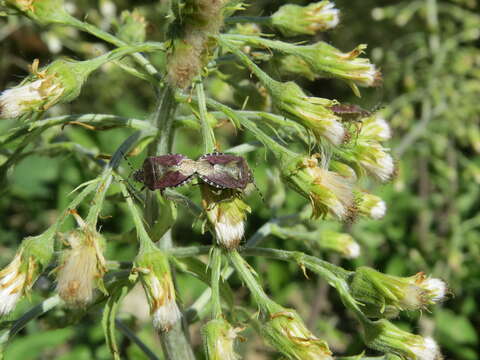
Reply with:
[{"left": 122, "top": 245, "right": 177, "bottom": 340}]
[{"left": 132, "top": 169, "right": 145, "bottom": 184}]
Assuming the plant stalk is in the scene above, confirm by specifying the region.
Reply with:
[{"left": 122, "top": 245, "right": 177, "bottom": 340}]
[{"left": 144, "top": 85, "right": 195, "bottom": 360}]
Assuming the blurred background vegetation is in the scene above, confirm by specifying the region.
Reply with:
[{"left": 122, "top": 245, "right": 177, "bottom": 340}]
[{"left": 0, "top": 0, "right": 479, "bottom": 359}]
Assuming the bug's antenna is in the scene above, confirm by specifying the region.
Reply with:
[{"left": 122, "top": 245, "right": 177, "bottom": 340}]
[{"left": 118, "top": 151, "right": 145, "bottom": 205}]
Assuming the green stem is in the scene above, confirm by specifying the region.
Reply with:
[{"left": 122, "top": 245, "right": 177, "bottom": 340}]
[
  {"left": 195, "top": 80, "right": 216, "bottom": 153},
  {"left": 66, "top": 17, "right": 160, "bottom": 78},
  {"left": 224, "top": 16, "right": 272, "bottom": 25},
  {"left": 0, "top": 114, "right": 155, "bottom": 147},
  {"left": 119, "top": 180, "right": 157, "bottom": 254},
  {"left": 227, "top": 250, "right": 276, "bottom": 313},
  {"left": 218, "top": 37, "right": 273, "bottom": 85},
  {"left": 210, "top": 247, "right": 223, "bottom": 319},
  {"left": 142, "top": 84, "right": 193, "bottom": 359},
  {"left": 0, "top": 295, "right": 62, "bottom": 349},
  {"left": 201, "top": 97, "right": 298, "bottom": 159}
]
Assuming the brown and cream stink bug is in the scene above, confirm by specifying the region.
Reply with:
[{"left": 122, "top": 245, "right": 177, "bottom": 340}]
[
  {"left": 133, "top": 154, "right": 196, "bottom": 191},
  {"left": 195, "top": 153, "right": 253, "bottom": 190}
]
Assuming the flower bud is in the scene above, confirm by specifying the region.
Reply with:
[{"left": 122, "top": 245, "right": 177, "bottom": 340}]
[
  {"left": 202, "top": 318, "right": 242, "bottom": 360},
  {"left": 56, "top": 227, "right": 107, "bottom": 307},
  {"left": 271, "top": 1, "right": 340, "bottom": 36},
  {"left": 135, "top": 249, "right": 181, "bottom": 331},
  {"left": 363, "top": 319, "right": 442, "bottom": 360},
  {"left": 283, "top": 43, "right": 381, "bottom": 96},
  {"left": 361, "top": 115, "right": 392, "bottom": 142},
  {"left": 270, "top": 81, "right": 345, "bottom": 145},
  {"left": 116, "top": 10, "right": 147, "bottom": 44},
  {"left": 0, "top": 231, "right": 55, "bottom": 316},
  {"left": 319, "top": 230, "right": 361, "bottom": 258},
  {"left": 262, "top": 308, "right": 333, "bottom": 360},
  {"left": 201, "top": 185, "right": 251, "bottom": 249},
  {"left": 1, "top": 58, "right": 98, "bottom": 120},
  {"left": 284, "top": 155, "right": 355, "bottom": 220},
  {"left": 357, "top": 193, "right": 387, "bottom": 220},
  {"left": 329, "top": 160, "right": 358, "bottom": 182},
  {"left": 350, "top": 267, "right": 447, "bottom": 314},
  {"left": 6, "top": 0, "right": 74, "bottom": 25}
]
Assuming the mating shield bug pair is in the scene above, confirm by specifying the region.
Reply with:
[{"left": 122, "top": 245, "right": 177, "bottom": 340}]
[{"left": 133, "top": 152, "right": 252, "bottom": 192}]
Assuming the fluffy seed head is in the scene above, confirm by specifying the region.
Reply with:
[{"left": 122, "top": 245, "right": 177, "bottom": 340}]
[{"left": 56, "top": 228, "right": 107, "bottom": 307}]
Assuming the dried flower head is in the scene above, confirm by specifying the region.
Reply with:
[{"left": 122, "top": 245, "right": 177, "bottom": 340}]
[
  {"left": 271, "top": 1, "right": 340, "bottom": 36},
  {"left": 56, "top": 222, "right": 107, "bottom": 307},
  {"left": 351, "top": 267, "right": 448, "bottom": 314},
  {"left": 262, "top": 308, "right": 333, "bottom": 360},
  {"left": 202, "top": 318, "right": 242, "bottom": 360},
  {"left": 363, "top": 319, "right": 442, "bottom": 360},
  {"left": 135, "top": 249, "right": 181, "bottom": 331},
  {"left": 284, "top": 155, "right": 355, "bottom": 220},
  {"left": 201, "top": 185, "right": 251, "bottom": 249}
]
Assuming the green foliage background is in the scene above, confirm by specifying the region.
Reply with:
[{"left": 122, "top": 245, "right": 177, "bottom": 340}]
[{"left": 0, "top": 0, "right": 479, "bottom": 359}]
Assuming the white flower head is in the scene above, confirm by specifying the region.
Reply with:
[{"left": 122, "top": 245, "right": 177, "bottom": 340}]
[
  {"left": 422, "top": 278, "right": 447, "bottom": 302},
  {"left": 410, "top": 336, "right": 441, "bottom": 360},
  {"left": 345, "top": 241, "right": 361, "bottom": 258},
  {"left": 358, "top": 193, "right": 387, "bottom": 220},
  {"left": 0, "top": 252, "right": 28, "bottom": 316},
  {"left": 201, "top": 186, "right": 251, "bottom": 249},
  {"left": 362, "top": 116, "right": 392, "bottom": 141},
  {"left": 146, "top": 271, "right": 181, "bottom": 332},
  {"left": 357, "top": 143, "right": 394, "bottom": 182},
  {"left": 0, "top": 78, "right": 62, "bottom": 119}
]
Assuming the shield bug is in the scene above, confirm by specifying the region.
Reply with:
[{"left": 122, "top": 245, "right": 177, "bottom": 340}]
[
  {"left": 195, "top": 153, "right": 253, "bottom": 190},
  {"left": 133, "top": 154, "right": 197, "bottom": 191},
  {"left": 330, "top": 104, "right": 371, "bottom": 121}
]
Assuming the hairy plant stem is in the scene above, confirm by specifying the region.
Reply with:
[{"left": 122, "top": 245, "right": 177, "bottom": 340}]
[
  {"left": 210, "top": 247, "right": 223, "bottom": 319},
  {"left": 227, "top": 250, "right": 277, "bottom": 313},
  {"left": 66, "top": 17, "right": 160, "bottom": 79},
  {"left": 145, "top": 85, "right": 195, "bottom": 360}
]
